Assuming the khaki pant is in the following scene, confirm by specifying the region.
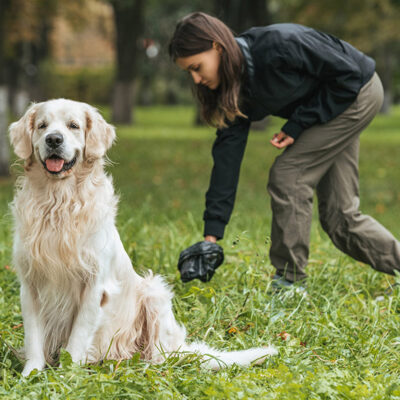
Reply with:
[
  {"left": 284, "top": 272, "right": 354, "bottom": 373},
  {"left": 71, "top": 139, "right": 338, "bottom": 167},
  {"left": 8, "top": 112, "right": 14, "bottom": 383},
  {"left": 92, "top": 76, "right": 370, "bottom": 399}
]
[{"left": 267, "top": 73, "right": 400, "bottom": 282}]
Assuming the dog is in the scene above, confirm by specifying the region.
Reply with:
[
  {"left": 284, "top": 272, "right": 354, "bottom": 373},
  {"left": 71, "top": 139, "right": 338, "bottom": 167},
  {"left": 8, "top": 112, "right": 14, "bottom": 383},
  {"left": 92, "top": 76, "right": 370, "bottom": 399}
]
[{"left": 9, "top": 99, "right": 277, "bottom": 377}]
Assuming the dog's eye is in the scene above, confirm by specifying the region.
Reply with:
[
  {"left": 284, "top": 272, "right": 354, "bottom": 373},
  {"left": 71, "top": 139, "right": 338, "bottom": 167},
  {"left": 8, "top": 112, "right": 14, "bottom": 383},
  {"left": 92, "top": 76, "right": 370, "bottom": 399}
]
[
  {"left": 38, "top": 122, "right": 47, "bottom": 129},
  {"left": 68, "top": 122, "right": 80, "bottom": 129}
]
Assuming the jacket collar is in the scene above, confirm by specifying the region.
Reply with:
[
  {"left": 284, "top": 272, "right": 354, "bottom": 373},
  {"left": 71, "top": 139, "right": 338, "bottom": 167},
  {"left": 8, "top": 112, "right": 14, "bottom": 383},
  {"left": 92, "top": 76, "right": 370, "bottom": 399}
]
[{"left": 235, "top": 37, "right": 255, "bottom": 84}]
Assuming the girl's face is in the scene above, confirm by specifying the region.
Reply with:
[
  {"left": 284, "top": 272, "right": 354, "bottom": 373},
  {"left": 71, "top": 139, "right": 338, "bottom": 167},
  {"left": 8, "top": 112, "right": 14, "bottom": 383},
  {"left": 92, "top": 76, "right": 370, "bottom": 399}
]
[{"left": 176, "top": 45, "right": 222, "bottom": 90}]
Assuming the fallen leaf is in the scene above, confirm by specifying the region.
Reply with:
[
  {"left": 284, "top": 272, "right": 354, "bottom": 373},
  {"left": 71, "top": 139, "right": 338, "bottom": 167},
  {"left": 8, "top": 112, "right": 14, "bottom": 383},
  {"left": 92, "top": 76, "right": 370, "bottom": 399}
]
[{"left": 277, "top": 331, "right": 291, "bottom": 341}]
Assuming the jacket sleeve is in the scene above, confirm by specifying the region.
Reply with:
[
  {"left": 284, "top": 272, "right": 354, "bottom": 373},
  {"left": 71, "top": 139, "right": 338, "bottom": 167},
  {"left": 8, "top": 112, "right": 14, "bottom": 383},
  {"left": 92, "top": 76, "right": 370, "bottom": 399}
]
[
  {"left": 281, "top": 32, "right": 373, "bottom": 139},
  {"left": 203, "top": 117, "right": 251, "bottom": 239}
]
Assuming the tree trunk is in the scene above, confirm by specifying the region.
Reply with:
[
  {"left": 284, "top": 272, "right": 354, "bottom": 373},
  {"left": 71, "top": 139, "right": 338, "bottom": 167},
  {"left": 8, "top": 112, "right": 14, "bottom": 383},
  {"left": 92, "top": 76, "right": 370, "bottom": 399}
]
[
  {"left": 0, "top": 0, "right": 11, "bottom": 176},
  {"left": 110, "top": 0, "right": 145, "bottom": 124},
  {"left": 0, "top": 86, "right": 10, "bottom": 176},
  {"left": 112, "top": 81, "right": 135, "bottom": 124},
  {"left": 28, "top": 20, "right": 52, "bottom": 102},
  {"left": 214, "top": 0, "right": 271, "bottom": 33},
  {"left": 13, "top": 89, "right": 30, "bottom": 118}
]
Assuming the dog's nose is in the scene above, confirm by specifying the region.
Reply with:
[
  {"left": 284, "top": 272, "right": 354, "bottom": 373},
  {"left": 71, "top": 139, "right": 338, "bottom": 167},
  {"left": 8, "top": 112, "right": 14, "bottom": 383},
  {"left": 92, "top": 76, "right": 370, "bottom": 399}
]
[{"left": 45, "top": 133, "right": 64, "bottom": 148}]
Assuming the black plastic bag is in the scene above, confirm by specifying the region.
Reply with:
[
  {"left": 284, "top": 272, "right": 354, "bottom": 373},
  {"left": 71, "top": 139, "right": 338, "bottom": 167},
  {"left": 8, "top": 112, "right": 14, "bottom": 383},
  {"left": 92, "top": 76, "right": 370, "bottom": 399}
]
[{"left": 178, "top": 241, "right": 224, "bottom": 282}]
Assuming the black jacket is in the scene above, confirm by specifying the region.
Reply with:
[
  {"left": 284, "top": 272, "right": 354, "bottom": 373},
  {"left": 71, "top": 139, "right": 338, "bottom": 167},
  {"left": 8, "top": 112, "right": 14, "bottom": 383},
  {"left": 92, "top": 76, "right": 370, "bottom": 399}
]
[{"left": 203, "top": 23, "right": 375, "bottom": 239}]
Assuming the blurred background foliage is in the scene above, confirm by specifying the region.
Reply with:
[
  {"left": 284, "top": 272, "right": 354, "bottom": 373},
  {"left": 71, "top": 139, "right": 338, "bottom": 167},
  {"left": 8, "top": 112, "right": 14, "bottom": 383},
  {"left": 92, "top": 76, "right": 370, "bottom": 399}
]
[{"left": 0, "top": 0, "right": 400, "bottom": 174}]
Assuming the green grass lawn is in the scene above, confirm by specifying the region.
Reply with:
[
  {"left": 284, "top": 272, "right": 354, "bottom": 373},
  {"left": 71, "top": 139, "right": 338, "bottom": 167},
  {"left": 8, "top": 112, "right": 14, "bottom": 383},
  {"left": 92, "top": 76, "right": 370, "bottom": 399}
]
[{"left": 1, "top": 105, "right": 400, "bottom": 399}]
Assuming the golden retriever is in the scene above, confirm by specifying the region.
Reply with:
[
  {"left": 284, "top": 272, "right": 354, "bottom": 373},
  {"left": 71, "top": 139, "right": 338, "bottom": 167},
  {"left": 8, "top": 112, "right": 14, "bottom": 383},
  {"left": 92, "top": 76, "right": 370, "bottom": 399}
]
[{"left": 9, "top": 99, "right": 276, "bottom": 377}]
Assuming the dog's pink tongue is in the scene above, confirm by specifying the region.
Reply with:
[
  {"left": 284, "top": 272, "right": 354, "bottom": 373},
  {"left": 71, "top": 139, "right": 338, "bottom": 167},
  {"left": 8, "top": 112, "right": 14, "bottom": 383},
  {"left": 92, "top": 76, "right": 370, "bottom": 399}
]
[{"left": 46, "top": 158, "right": 64, "bottom": 172}]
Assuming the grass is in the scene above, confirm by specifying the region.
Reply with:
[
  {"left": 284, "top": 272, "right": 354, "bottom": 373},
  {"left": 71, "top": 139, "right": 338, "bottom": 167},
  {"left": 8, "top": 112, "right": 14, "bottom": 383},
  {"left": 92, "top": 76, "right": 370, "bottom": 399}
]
[{"left": 1, "top": 105, "right": 400, "bottom": 399}]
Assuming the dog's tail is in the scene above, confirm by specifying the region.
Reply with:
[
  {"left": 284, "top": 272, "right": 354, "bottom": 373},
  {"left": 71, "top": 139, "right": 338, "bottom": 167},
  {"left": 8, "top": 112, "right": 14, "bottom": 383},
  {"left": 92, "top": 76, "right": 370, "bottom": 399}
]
[
  {"left": 137, "top": 272, "right": 278, "bottom": 369},
  {"left": 183, "top": 341, "right": 278, "bottom": 370}
]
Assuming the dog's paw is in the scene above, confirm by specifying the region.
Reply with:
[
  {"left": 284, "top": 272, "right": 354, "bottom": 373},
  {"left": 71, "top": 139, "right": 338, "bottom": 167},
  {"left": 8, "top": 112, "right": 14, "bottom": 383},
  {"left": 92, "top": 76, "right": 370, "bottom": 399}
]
[
  {"left": 22, "top": 360, "right": 45, "bottom": 377},
  {"left": 65, "top": 346, "right": 87, "bottom": 365}
]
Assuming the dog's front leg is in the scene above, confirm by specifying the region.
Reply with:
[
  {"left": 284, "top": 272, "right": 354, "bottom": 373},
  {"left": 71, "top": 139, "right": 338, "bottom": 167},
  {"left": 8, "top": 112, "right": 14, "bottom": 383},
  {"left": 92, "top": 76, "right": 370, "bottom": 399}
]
[
  {"left": 65, "top": 284, "right": 104, "bottom": 365},
  {"left": 20, "top": 283, "right": 46, "bottom": 377}
]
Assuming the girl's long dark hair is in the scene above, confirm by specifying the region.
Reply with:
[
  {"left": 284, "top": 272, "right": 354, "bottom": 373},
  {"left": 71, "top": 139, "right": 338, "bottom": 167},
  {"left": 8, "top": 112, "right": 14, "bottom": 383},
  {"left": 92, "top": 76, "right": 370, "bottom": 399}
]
[{"left": 169, "top": 12, "right": 246, "bottom": 128}]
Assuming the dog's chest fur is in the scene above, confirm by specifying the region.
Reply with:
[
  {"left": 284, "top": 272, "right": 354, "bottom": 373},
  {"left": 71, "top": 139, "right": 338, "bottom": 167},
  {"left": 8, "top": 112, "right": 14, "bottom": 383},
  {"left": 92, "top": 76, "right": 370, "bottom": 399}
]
[
  {"left": 13, "top": 163, "right": 117, "bottom": 279},
  {"left": 12, "top": 163, "right": 118, "bottom": 361}
]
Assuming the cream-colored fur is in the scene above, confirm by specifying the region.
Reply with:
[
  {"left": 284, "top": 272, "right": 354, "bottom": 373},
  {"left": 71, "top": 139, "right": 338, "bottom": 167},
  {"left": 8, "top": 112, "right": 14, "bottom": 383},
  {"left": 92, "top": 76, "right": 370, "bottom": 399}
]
[{"left": 9, "top": 99, "right": 277, "bottom": 377}]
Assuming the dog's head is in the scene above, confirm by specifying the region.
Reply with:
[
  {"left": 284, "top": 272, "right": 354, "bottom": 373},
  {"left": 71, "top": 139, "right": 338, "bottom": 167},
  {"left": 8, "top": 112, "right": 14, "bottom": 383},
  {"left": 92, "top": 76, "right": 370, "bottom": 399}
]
[{"left": 9, "top": 99, "right": 116, "bottom": 178}]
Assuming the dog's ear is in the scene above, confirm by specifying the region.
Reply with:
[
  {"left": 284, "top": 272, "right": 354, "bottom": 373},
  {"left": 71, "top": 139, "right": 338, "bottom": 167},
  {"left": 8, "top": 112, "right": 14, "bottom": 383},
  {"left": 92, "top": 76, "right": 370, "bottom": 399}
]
[
  {"left": 85, "top": 106, "right": 116, "bottom": 160},
  {"left": 9, "top": 103, "right": 39, "bottom": 159}
]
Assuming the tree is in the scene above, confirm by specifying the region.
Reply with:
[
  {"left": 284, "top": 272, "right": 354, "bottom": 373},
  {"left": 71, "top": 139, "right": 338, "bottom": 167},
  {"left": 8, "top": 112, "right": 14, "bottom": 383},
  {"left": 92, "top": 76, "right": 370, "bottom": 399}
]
[
  {"left": 6, "top": 0, "right": 90, "bottom": 113},
  {"left": 0, "top": 0, "right": 57, "bottom": 176},
  {"left": 5, "top": 0, "right": 60, "bottom": 115},
  {"left": 110, "top": 0, "right": 145, "bottom": 124},
  {"left": 0, "top": 0, "right": 12, "bottom": 176},
  {"left": 214, "top": 0, "right": 271, "bottom": 33},
  {"left": 0, "top": 0, "right": 90, "bottom": 176}
]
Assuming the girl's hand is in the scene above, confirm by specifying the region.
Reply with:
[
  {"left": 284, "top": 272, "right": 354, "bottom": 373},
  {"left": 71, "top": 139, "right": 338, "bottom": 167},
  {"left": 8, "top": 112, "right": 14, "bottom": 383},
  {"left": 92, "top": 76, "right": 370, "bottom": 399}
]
[
  {"left": 270, "top": 131, "right": 294, "bottom": 149},
  {"left": 204, "top": 235, "right": 217, "bottom": 243}
]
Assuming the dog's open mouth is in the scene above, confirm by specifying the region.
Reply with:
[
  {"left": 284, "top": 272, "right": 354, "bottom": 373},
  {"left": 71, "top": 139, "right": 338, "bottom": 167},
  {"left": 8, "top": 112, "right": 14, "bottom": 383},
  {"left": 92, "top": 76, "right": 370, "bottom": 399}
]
[{"left": 42, "top": 155, "right": 77, "bottom": 174}]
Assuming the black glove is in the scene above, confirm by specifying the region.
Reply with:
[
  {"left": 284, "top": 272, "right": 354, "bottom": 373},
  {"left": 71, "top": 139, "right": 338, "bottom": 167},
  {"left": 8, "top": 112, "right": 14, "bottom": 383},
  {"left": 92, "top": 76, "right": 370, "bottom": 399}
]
[{"left": 178, "top": 241, "right": 224, "bottom": 283}]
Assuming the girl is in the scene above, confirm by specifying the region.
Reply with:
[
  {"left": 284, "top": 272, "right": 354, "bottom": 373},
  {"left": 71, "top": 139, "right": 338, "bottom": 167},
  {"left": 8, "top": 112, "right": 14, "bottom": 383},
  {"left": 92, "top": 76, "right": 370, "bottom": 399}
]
[{"left": 169, "top": 12, "right": 400, "bottom": 287}]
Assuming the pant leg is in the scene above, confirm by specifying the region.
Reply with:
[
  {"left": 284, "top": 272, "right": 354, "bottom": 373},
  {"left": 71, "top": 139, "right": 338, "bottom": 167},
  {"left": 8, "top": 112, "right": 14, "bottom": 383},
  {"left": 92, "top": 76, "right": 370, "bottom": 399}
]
[
  {"left": 317, "top": 126, "right": 400, "bottom": 276},
  {"left": 268, "top": 159, "right": 312, "bottom": 282},
  {"left": 267, "top": 73, "right": 385, "bottom": 282}
]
